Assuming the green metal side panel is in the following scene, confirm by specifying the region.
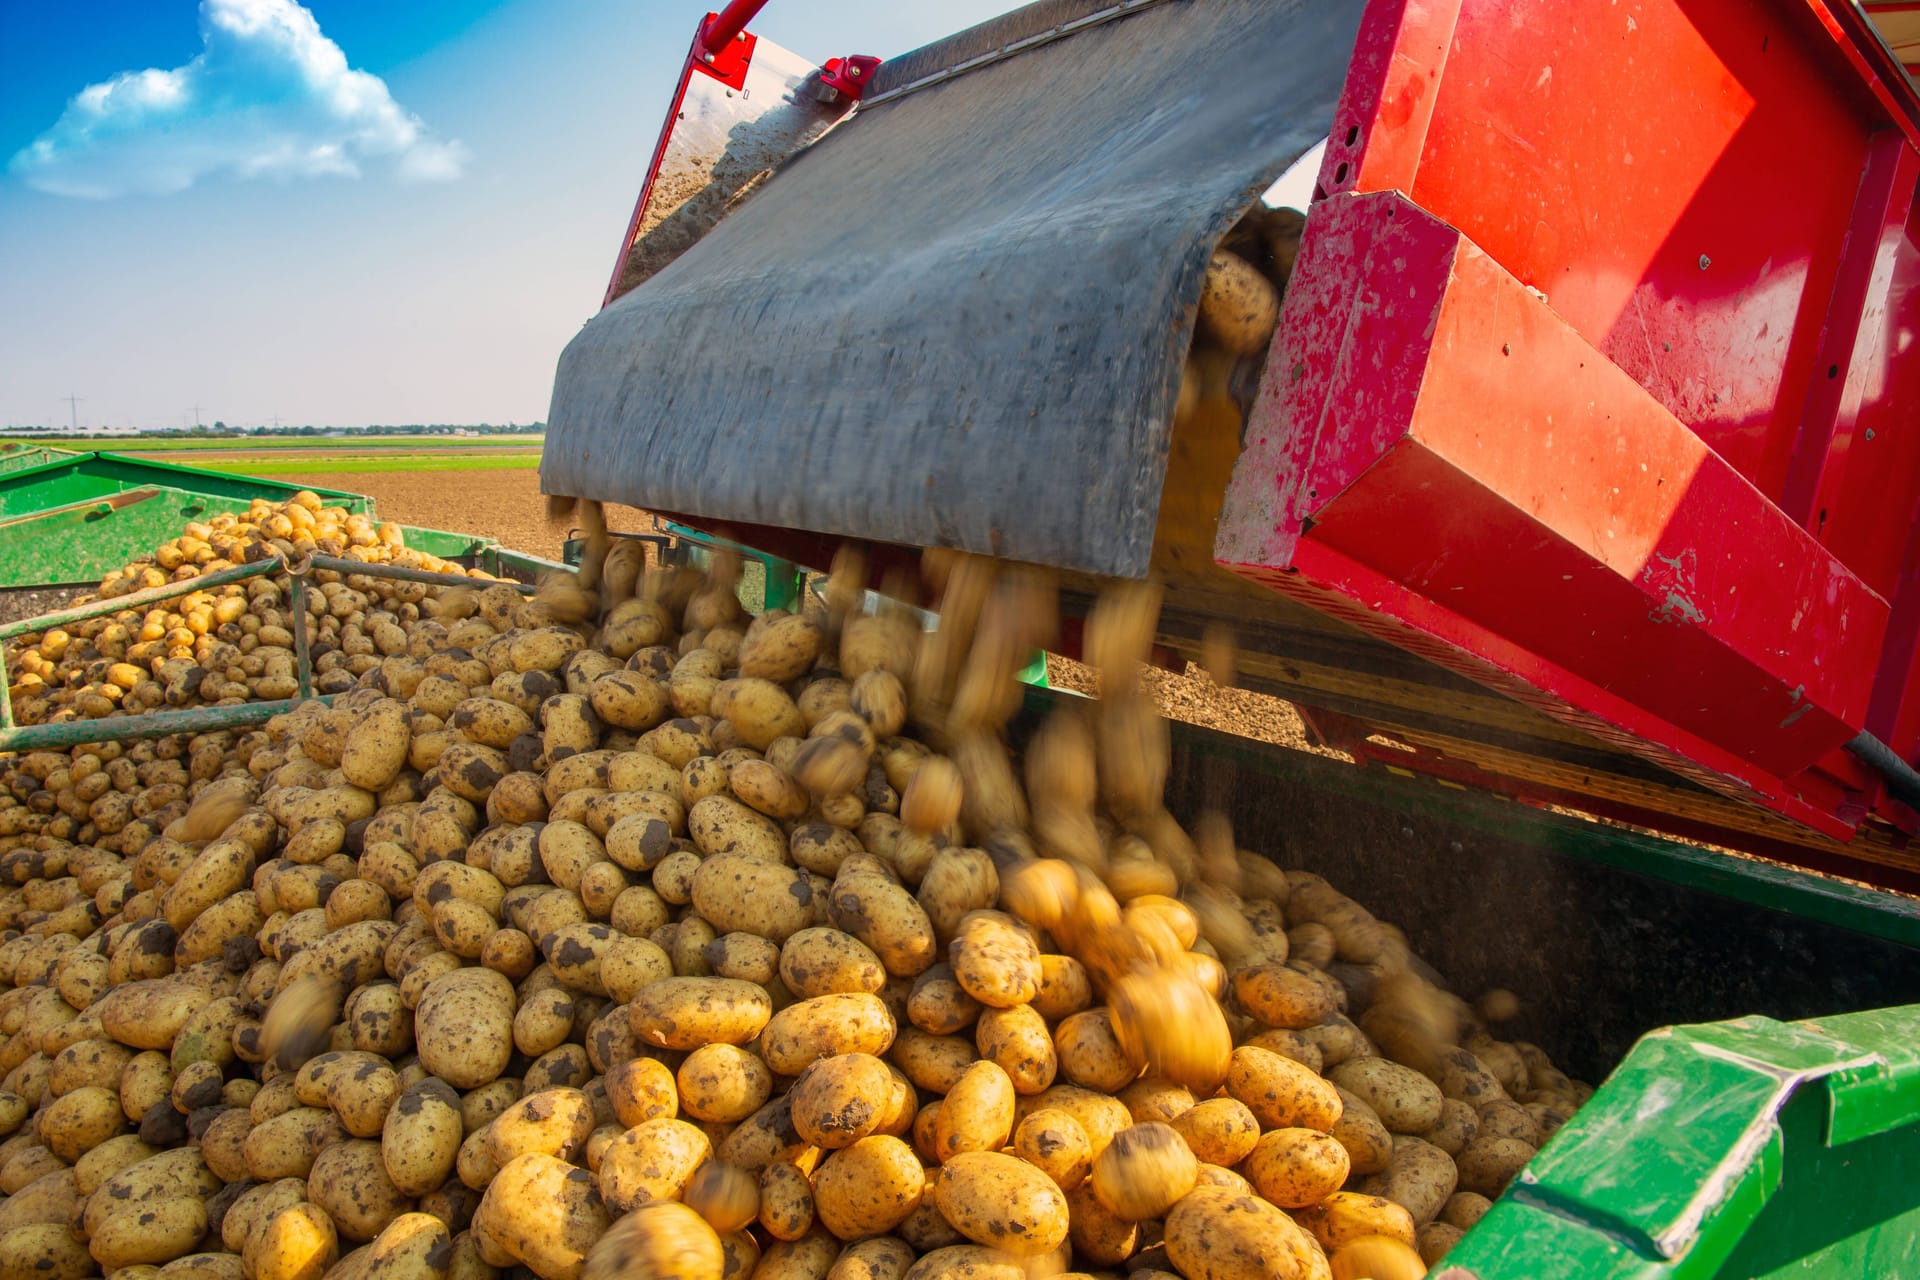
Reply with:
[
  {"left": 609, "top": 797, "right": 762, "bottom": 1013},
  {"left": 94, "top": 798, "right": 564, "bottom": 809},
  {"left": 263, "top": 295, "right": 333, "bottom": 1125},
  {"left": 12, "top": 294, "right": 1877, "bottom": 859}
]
[
  {"left": 0, "top": 447, "right": 77, "bottom": 475},
  {"left": 397, "top": 526, "right": 493, "bottom": 560},
  {"left": 0, "top": 487, "right": 280, "bottom": 587},
  {"left": 0, "top": 452, "right": 370, "bottom": 519},
  {"left": 1437, "top": 1006, "right": 1920, "bottom": 1279}
]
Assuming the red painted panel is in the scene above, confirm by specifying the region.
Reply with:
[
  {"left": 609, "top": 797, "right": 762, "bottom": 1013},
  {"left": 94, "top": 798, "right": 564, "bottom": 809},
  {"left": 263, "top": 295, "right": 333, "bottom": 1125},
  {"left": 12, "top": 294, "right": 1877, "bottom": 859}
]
[
  {"left": 1220, "top": 190, "right": 1887, "bottom": 829},
  {"left": 1391, "top": 0, "right": 1872, "bottom": 497}
]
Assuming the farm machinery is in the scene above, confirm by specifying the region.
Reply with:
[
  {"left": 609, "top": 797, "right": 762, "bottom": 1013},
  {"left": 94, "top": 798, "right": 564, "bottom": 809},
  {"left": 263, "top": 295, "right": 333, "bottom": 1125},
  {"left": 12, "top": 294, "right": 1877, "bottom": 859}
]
[{"left": 539, "top": 0, "right": 1920, "bottom": 1273}]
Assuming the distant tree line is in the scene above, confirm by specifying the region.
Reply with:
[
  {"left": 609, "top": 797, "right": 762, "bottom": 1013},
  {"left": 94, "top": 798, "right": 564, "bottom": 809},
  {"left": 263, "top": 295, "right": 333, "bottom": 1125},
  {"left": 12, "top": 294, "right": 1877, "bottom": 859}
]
[{"left": 5, "top": 423, "right": 545, "bottom": 437}]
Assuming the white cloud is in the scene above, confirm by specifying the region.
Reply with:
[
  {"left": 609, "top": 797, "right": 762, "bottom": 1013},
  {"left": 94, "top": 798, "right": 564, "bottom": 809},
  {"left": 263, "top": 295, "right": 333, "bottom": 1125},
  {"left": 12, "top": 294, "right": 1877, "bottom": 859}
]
[{"left": 8, "top": 0, "right": 468, "bottom": 198}]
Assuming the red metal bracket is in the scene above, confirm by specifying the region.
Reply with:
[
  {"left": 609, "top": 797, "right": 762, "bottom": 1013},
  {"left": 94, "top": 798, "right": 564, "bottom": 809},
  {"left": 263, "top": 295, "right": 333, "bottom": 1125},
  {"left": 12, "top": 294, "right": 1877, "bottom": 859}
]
[
  {"left": 820, "top": 55, "right": 882, "bottom": 102},
  {"left": 692, "top": 9, "right": 758, "bottom": 91}
]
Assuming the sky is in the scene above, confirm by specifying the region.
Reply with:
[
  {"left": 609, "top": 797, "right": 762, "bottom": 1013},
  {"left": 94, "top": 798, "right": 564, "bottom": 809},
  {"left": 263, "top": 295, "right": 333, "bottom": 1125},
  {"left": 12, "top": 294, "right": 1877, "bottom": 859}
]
[
  {"left": 0, "top": 1, "right": 1325, "bottom": 433},
  {"left": 0, "top": 0, "right": 1043, "bottom": 430}
]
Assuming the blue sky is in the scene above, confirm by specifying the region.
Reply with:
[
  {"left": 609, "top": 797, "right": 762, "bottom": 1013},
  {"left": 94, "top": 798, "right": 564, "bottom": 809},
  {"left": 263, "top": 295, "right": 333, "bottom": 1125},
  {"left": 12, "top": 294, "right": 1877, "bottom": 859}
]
[{"left": 0, "top": 0, "right": 1027, "bottom": 429}]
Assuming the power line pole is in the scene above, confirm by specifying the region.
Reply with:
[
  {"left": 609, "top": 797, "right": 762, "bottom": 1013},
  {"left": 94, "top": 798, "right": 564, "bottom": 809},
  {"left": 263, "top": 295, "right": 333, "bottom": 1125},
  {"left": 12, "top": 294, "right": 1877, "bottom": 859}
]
[
  {"left": 61, "top": 393, "right": 84, "bottom": 432},
  {"left": 186, "top": 403, "right": 205, "bottom": 428}
]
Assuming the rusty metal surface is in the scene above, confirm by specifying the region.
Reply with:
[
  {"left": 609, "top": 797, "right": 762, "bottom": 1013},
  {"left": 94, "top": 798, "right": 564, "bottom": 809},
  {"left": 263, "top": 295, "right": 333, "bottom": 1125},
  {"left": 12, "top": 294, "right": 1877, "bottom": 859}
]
[{"left": 544, "top": 0, "right": 1363, "bottom": 578}]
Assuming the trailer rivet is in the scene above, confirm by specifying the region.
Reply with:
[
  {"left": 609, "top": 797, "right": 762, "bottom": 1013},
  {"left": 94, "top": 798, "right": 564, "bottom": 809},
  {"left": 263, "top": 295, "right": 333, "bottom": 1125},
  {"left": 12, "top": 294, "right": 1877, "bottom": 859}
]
[{"left": 1698, "top": 254, "right": 1711, "bottom": 269}]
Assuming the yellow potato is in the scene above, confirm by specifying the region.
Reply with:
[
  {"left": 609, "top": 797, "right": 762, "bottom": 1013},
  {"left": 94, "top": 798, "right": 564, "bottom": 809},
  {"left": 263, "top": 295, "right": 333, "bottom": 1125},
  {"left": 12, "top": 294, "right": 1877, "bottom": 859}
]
[
  {"left": 930, "top": 1151, "right": 1069, "bottom": 1257},
  {"left": 1241, "top": 1127, "right": 1352, "bottom": 1210},
  {"left": 811, "top": 1135, "right": 925, "bottom": 1240},
  {"left": 1225, "top": 1046, "right": 1342, "bottom": 1132},
  {"left": 628, "top": 978, "right": 772, "bottom": 1051},
  {"left": 1089, "top": 1122, "right": 1197, "bottom": 1221}
]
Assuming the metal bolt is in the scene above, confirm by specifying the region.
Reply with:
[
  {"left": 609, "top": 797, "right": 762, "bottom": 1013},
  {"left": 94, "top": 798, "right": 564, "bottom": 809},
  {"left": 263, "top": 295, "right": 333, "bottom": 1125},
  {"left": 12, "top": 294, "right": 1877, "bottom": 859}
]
[
  {"left": 1698, "top": 254, "right": 1711, "bottom": 269},
  {"left": 849, "top": 65, "right": 861, "bottom": 76},
  {"left": 703, "top": 52, "right": 716, "bottom": 63},
  {"left": 1866, "top": 429, "right": 1876, "bottom": 441}
]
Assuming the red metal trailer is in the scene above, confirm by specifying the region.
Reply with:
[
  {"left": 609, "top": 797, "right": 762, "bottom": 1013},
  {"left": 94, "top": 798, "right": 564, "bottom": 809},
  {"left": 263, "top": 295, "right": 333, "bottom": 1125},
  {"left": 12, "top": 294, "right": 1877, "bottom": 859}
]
[{"left": 544, "top": 0, "right": 1920, "bottom": 892}]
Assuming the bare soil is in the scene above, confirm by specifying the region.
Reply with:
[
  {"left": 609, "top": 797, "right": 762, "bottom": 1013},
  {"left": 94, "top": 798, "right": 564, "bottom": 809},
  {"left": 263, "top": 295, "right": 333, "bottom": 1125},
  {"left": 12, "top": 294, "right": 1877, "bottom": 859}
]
[{"left": 284, "top": 470, "right": 652, "bottom": 562}]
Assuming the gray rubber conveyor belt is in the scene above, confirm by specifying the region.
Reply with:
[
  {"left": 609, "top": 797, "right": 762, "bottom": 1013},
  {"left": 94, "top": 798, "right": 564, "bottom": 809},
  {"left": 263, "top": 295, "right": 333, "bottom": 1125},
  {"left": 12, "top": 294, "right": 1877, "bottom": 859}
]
[{"left": 542, "top": 0, "right": 1365, "bottom": 579}]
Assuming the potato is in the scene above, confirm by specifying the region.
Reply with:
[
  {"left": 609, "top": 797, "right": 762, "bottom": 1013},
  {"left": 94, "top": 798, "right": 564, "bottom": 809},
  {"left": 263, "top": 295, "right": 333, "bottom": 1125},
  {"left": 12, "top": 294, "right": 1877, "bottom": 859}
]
[
  {"left": 474, "top": 1152, "right": 609, "bottom": 1280},
  {"left": 309, "top": 1139, "right": 410, "bottom": 1242},
  {"left": 582, "top": 1200, "right": 720, "bottom": 1280},
  {"left": 1232, "top": 963, "right": 1338, "bottom": 1031},
  {"left": 1168, "top": 1097, "right": 1260, "bottom": 1167},
  {"left": 705, "top": 932, "right": 781, "bottom": 985},
  {"left": 899, "top": 1246, "right": 1022, "bottom": 1280},
  {"left": 91, "top": 1194, "right": 207, "bottom": 1269},
  {"left": 414, "top": 969, "right": 515, "bottom": 1089},
  {"left": 249, "top": 1202, "right": 337, "bottom": 1280},
  {"left": 1295, "top": 1192, "right": 1417, "bottom": 1252},
  {"left": 757, "top": 1162, "right": 815, "bottom": 1241},
  {"left": 1328, "top": 1058, "right": 1444, "bottom": 1135},
  {"left": 948, "top": 911, "right": 1039, "bottom": 1009},
  {"left": 709, "top": 680, "right": 805, "bottom": 750},
  {"left": 629, "top": 978, "right": 772, "bottom": 1051},
  {"left": 1421, "top": 1097, "right": 1479, "bottom": 1157},
  {"left": 1329, "top": 1087, "right": 1393, "bottom": 1177},
  {"left": 382, "top": 1078, "right": 465, "bottom": 1196},
  {"left": 1441, "top": 1191, "right": 1492, "bottom": 1230},
  {"left": 1242, "top": 1127, "right": 1352, "bottom": 1209},
  {"left": 1012, "top": 1109, "right": 1090, "bottom": 1191},
  {"left": 1064, "top": 1182, "right": 1137, "bottom": 1266},
  {"left": 788, "top": 1053, "right": 895, "bottom": 1149},
  {"left": 677, "top": 1044, "right": 773, "bottom": 1124},
  {"left": 0, "top": 1222, "right": 95, "bottom": 1280},
  {"left": 486, "top": 1087, "right": 595, "bottom": 1166},
  {"left": 1225, "top": 1046, "right": 1341, "bottom": 1131},
  {"left": 826, "top": 1236, "right": 916, "bottom": 1280},
  {"left": 598, "top": 1118, "right": 710, "bottom": 1212},
  {"left": 1417, "top": 1222, "right": 1465, "bottom": 1268},
  {"left": 1054, "top": 1010, "right": 1139, "bottom": 1094},
  {"left": 1165, "top": 1186, "right": 1320, "bottom": 1280},
  {"left": 1454, "top": 1134, "right": 1536, "bottom": 1199},
  {"left": 930, "top": 1151, "right": 1069, "bottom": 1256},
  {"left": 1089, "top": 1121, "right": 1196, "bottom": 1221},
  {"left": 906, "top": 966, "right": 979, "bottom": 1037},
  {"left": 38, "top": 1084, "right": 125, "bottom": 1161},
  {"left": 827, "top": 872, "right": 937, "bottom": 978},
  {"left": 1327, "top": 1236, "right": 1427, "bottom": 1280},
  {"left": 1197, "top": 250, "right": 1279, "bottom": 356},
  {"left": 343, "top": 701, "right": 411, "bottom": 792},
  {"left": 776, "top": 929, "right": 885, "bottom": 1002},
  {"left": 760, "top": 993, "right": 895, "bottom": 1077},
  {"left": 686, "top": 797, "right": 786, "bottom": 864},
  {"left": 812, "top": 1135, "right": 926, "bottom": 1240},
  {"left": 752, "top": 1232, "right": 840, "bottom": 1280},
  {"left": 362, "top": 1212, "right": 453, "bottom": 1280},
  {"left": 972, "top": 1004, "right": 1055, "bottom": 1096},
  {"left": 0, "top": 1169, "right": 76, "bottom": 1233},
  {"left": 1031, "top": 955, "right": 1092, "bottom": 1023},
  {"left": 1358, "top": 1135, "right": 1457, "bottom": 1227},
  {"left": 245, "top": 1106, "right": 344, "bottom": 1180},
  {"left": 690, "top": 856, "right": 816, "bottom": 944},
  {"left": 604, "top": 1057, "right": 678, "bottom": 1129}
]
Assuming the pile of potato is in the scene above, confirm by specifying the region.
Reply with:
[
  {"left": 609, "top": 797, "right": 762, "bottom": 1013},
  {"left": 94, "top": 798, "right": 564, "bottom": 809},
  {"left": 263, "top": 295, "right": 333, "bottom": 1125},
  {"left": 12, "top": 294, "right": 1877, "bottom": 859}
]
[
  {"left": 4, "top": 494, "right": 497, "bottom": 727},
  {"left": 0, "top": 519, "right": 1594, "bottom": 1280}
]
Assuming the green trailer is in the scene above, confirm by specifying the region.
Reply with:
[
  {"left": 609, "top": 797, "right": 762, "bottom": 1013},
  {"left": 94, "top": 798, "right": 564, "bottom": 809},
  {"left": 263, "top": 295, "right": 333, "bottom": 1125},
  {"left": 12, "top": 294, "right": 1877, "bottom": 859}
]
[
  {"left": 0, "top": 446, "right": 561, "bottom": 590},
  {"left": 1147, "top": 704, "right": 1920, "bottom": 1279},
  {"left": 3, "top": 452, "right": 1916, "bottom": 1274}
]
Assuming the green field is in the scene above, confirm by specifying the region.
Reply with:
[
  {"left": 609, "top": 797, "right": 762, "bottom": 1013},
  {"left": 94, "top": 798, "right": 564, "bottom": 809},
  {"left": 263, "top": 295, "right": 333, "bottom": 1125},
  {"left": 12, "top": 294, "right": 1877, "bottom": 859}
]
[
  {"left": 0, "top": 434, "right": 543, "bottom": 476},
  {"left": 181, "top": 453, "right": 539, "bottom": 476},
  {"left": 0, "top": 434, "right": 544, "bottom": 452}
]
